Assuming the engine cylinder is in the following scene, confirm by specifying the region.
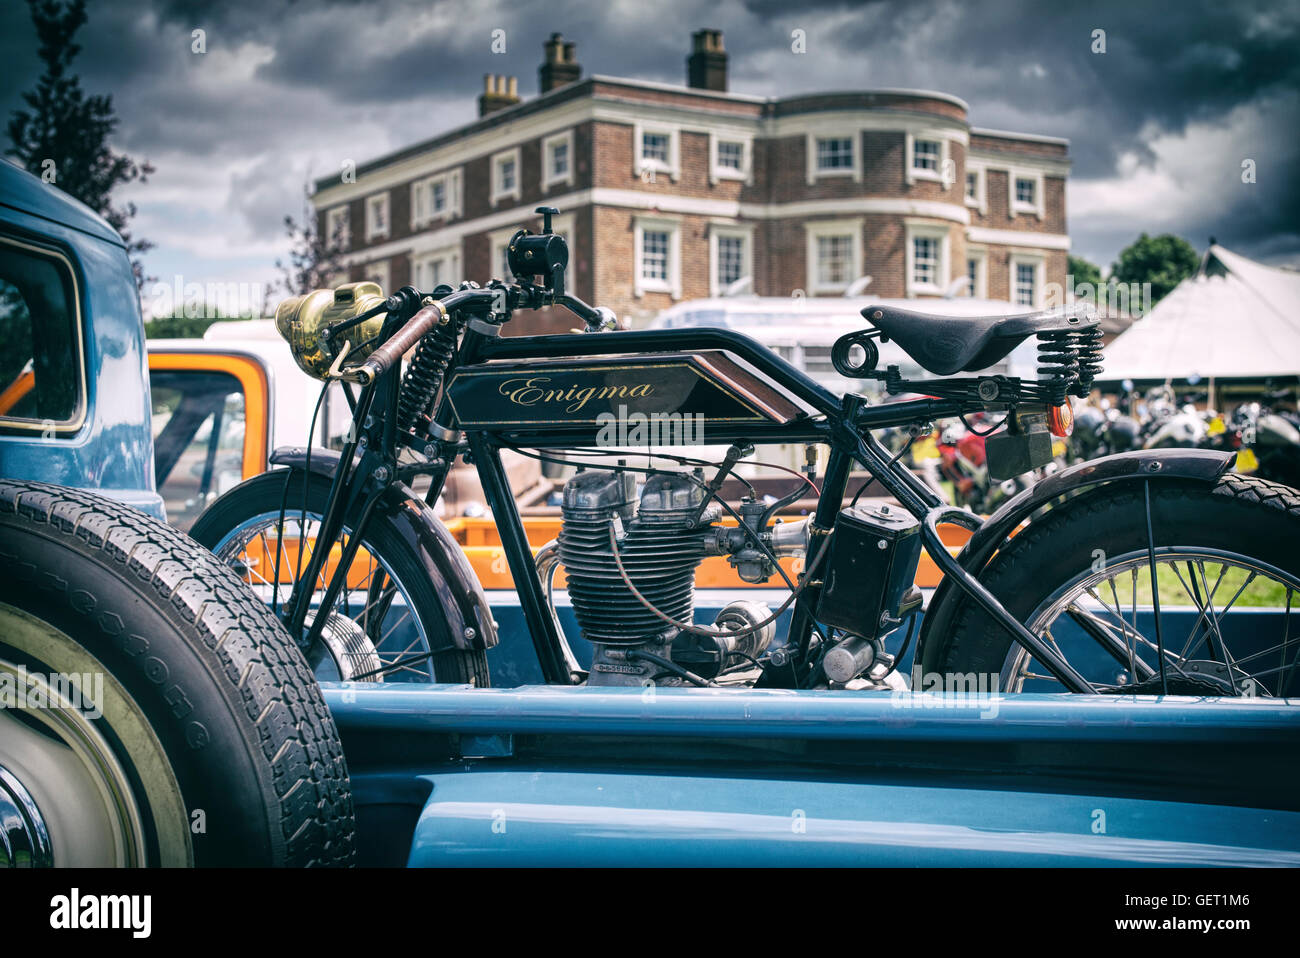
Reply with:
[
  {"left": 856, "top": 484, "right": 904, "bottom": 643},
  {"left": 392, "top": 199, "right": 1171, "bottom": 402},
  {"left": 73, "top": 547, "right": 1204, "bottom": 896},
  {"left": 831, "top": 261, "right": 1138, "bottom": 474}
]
[{"left": 558, "top": 470, "right": 709, "bottom": 648}]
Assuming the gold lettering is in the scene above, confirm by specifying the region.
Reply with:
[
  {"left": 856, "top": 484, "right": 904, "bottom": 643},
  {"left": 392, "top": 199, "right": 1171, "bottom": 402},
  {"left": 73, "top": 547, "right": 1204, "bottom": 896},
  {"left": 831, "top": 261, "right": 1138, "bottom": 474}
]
[{"left": 496, "top": 376, "right": 656, "bottom": 412}]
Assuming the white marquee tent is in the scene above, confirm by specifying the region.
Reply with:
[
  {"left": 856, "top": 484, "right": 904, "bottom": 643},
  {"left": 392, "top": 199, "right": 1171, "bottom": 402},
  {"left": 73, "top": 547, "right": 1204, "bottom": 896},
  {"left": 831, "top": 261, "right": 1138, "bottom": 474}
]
[{"left": 1100, "top": 244, "right": 1300, "bottom": 383}]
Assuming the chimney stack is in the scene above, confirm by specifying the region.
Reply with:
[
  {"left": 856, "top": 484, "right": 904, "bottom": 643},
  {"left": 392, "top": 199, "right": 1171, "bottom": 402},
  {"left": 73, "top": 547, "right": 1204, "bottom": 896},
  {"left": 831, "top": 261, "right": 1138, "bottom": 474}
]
[
  {"left": 687, "top": 29, "right": 727, "bottom": 92},
  {"left": 540, "top": 32, "right": 582, "bottom": 93},
  {"left": 478, "top": 74, "right": 520, "bottom": 116}
]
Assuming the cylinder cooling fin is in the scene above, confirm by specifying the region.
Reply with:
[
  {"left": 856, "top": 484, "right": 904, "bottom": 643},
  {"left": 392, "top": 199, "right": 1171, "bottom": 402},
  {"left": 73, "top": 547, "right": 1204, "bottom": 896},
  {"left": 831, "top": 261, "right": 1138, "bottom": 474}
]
[{"left": 557, "top": 470, "right": 711, "bottom": 647}]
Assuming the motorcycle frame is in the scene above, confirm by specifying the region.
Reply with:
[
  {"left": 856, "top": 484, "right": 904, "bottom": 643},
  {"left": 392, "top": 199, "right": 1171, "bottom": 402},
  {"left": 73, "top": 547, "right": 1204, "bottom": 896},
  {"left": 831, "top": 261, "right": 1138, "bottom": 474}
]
[{"left": 282, "top": 312, "right": 1101, "bottom": 694}]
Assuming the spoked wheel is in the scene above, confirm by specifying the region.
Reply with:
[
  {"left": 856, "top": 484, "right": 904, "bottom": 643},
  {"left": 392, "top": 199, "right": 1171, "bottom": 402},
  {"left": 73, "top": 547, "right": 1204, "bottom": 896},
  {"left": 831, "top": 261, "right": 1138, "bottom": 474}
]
[
  {"left": 933, "top": 474, "right": 1300, "bottom": 697},
  {"left": 191, "top": 470, "right": 488, "bottom": 686}
]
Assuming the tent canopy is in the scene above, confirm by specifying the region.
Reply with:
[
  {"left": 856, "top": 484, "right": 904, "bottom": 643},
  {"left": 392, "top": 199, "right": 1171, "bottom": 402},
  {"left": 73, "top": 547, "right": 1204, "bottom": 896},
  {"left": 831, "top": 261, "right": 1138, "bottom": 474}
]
[{"left": 1099, "top": 245, "right": 1300, "bottom": 383}]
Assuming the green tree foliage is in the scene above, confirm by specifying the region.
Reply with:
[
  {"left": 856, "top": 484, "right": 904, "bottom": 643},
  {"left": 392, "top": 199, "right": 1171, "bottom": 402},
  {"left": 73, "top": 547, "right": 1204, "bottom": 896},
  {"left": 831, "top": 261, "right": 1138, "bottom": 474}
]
[
  {"left": 1067, "top": 254, "right": 1103, "bottom": 290},
  {"left": 6, "top": 0, "right": 154, "bottom": 290},
  {"left": 275, "top": 186, "right": 348, "bottom": 297},
  {"left": 144, "top": 311, "right": 249, "bottom": 340},
  {"left": 1110, "top": 233, "right": 1199, "bottom": 305}
]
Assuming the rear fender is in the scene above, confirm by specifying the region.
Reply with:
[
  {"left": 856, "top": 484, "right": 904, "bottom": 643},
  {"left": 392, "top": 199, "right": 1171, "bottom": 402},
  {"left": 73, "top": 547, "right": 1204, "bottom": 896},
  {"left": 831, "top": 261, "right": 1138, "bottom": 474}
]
[
  {"left": 917, "top": 448, "right": 1236, "bottom": 672},
  {"left": 269, "top": 446, "right": 498, "bottom": 652}
]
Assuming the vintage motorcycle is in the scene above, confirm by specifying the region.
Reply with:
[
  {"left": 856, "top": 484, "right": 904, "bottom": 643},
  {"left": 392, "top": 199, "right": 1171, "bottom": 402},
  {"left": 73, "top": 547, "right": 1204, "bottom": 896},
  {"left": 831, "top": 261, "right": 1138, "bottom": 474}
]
[{"left": 192, "top": 209, "right": 1300, "bottom": 698}]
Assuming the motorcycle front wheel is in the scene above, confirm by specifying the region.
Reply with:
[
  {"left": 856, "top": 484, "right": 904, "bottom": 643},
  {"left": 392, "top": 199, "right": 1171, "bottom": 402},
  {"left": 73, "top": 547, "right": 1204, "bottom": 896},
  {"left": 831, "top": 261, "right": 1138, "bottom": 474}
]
[
  {"left": 931, "top": 474, "right": 1300, "bottom": 697},
  {"left": 190, "top": 469, "right": 489, "bottom": 686}
]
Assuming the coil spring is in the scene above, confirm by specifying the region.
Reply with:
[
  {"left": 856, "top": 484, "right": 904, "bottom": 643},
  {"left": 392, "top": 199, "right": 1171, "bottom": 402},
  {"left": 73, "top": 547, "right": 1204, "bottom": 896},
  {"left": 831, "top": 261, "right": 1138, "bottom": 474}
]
[
  {"left": 1074, "top": 326, "right": 1103, "bottom": 393},
  {"left": 396, "top": 321, "right": 457, "bottom": 436},
  {"left": 1036, "top": 331, "right": 1078, "bottom": 405}
]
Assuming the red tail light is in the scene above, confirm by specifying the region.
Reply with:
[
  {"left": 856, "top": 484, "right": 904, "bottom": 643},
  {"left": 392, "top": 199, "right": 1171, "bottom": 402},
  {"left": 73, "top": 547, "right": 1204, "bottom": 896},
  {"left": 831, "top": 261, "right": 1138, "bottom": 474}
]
[{"left": 1048, "top": 401, "right": 1074, "bottom": 437}]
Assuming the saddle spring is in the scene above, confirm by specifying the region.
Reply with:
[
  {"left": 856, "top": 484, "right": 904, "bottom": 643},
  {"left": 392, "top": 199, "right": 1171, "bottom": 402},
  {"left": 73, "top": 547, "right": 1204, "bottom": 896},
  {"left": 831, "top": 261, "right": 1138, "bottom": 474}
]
[
  {"left": 1035, "top": 331, "right": 1079, "bottom": 404},
  {"left": 1073, "top": 326, "right": 1104, "bottom": 393}
]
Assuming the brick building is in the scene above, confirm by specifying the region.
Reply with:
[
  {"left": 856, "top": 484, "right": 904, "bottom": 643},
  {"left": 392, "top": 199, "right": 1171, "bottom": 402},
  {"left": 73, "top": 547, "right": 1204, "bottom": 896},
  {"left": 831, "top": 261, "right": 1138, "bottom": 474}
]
[{"left": 313, "top": 30, "right": 1070, "bottom": 334}]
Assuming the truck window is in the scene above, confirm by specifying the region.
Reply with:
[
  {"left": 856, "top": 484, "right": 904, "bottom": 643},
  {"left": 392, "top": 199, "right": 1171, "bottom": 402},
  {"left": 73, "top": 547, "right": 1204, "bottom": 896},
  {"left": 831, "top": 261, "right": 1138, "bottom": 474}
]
[
  {"left": 0, "top": 237, "right": 83, "bottom": 432},
  {"left": 150, "top": 370, "right": 246, "bottom": 531}
]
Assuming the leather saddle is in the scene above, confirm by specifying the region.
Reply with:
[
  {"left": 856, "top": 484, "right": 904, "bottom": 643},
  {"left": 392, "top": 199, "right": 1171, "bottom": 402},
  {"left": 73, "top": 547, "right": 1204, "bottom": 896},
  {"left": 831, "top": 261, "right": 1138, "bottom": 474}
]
[{"left": 861, "top": 303, "right": 1099, "bottom": 376}]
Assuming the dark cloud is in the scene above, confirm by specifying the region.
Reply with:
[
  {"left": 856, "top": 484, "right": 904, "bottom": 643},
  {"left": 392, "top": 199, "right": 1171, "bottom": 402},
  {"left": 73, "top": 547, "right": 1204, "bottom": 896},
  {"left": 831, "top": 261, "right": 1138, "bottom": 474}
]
[{"left": 1, "top": 0, "right": 1297, "bottom": 276}]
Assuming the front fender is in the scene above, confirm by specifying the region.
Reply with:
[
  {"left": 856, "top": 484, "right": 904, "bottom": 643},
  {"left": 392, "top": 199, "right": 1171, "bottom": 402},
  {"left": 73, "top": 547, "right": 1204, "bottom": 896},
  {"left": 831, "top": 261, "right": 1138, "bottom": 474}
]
[
  {"left": 269, "top": 446, "right": 498, "bottom": 652},
  {"left": 917, "top": 447, "right": 1236, "bottom": 672}
]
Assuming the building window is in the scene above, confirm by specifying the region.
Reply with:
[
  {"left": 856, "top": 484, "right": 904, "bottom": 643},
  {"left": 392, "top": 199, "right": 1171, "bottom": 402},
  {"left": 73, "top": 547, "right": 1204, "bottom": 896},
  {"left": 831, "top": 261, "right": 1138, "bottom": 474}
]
[
  {"left": 633, "top": 216, "right": 681, "bottom": 297},
  {"left": 412, "top": 170, "right": 461, "bottom": 229},
  {"left": 642, "top": 133, "right": 669, "bottom": 166},
  {"left": 634, "top": 125, "right": 679, "bottom": 181},
  {"left": 709, "top": 225, "right": 753, "bottom": 296},
  {"left": 964, "top": 248, "right": 986, "bottom": 298},
  {"left": 642, "top": 230, "right": 669, "bottom": 280},
  {"left": 805, "top": 220, "right": 862, "bottom": 294},
  {"left": 710, "top": 134, "right": 752, "bottom": 184},
  {"left": 0, "top": 237, "right": 85, "bottom": 434},
  {"left": 913, "top": 139, "right": 940, "bottom": 173},
  {"left": 905, "top": 132, "right": 950, "bottom": 186},
  {"left": 365, "top": 260, "right": 390, "bottom": 294},
  {"left": 717, "top": 141, "right": 743, "bottom": 171},
  {"left": 904, "top": 222, "right": 949, "bottom": 296},
  {"left": 816, "top": 137, "right": 853, "bottom": 172},
  {"left": 964, "top": 166, "right": 986, "bottom": 214},
  {"left": 365, "top": 194, "right": 389, "bottom": 241},
  {"left": 716, "top": 235, "right": 745, "bottom": 286},
  {"left": 542, "top": 130, "right": 574, "bottom": 191},
  {"left": 1011, "top": 171, "right": 1044, "bottom": 218},
  {"left": 1015, "top": 261, "right": 1037, "bottom": 306},
  {"left": 325, "top": 206, "right": 351, "bottom": 251},
  {"left": 413, "top": 248, "right": 459, "bottom": 291},
  {"left": 912, "top": 236, "right": 939, "bottom": 287},
  {"left": 491, "top": 148, "right": 521, "bottom": 206}
]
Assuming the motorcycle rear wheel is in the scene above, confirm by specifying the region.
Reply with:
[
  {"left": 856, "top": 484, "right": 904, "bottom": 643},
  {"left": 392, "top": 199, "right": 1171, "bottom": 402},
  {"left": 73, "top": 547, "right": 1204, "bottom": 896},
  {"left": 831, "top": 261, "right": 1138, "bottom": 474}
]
[{"left": 932, "top": 474, "right": 1300, "bottom": 696}]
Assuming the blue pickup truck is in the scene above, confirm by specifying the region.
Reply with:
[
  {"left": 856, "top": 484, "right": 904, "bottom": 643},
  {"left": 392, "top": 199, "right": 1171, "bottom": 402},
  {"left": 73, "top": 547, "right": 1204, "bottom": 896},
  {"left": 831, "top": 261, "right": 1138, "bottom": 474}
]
[{"left": 1, "top": 164, "right": 1297, "bottom": 868}]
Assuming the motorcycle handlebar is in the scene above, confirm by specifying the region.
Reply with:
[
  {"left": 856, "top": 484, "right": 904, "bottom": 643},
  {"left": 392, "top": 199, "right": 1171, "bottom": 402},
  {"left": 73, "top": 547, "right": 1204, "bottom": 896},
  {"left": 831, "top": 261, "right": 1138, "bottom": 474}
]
[{"left": 337, "top": 284, "right": 616, "bottom": 384}]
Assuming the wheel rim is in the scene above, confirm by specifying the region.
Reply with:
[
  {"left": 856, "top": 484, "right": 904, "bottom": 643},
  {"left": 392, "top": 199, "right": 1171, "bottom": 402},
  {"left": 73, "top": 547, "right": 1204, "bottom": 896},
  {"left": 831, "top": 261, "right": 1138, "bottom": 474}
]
[
  {"left": 0, "top": 604, "right": 191, "bottom": 866},
  {"left": 210, "top": 508, "right": 436, "bottom": 682},
  {"left": 1006, "top": 547, "right": 1300, "bottom": 696}
]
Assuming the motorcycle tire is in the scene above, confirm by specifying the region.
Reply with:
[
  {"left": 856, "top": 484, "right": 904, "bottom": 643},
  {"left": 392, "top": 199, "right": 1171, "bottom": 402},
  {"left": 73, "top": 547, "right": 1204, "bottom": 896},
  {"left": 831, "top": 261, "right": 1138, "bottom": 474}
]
[
  {"left": 0, "top": 480, "right": 354, "bottom": 866},
  {"left": 190, "top": 469, "right": 489, "bottom": 687},
  {"left": 931, "top": 473, "right": 1300, "bottom": 695}
]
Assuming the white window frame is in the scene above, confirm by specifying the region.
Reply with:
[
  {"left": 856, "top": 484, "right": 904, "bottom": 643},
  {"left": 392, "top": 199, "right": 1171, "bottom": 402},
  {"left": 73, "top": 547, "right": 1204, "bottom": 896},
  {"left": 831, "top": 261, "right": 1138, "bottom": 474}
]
[
  {"left": 411, "top": 169, "right": 461, "bottom": 230},
  {"left": 325, "top": 206, "right": 351, "bottom": 251},
  {"left": 633, "top": 215, "right": 681, "bottom": 298},
  {"left": 633, "top": 124, "right": 680, "bottom": 182},
  {"left": 807, "top": 134, "right": 859, "bottom": 184},
  {"left": 964, "top": 245, "right": 987, "bottom": 298},
  {"left": 1010, "top": 169, "right": 1045, "bottom": 219},
  {"left": 709, "top": 134, "right": 752, "bottom": 185},
  {"left": 491, "top": 147, "right": 522, "bottom": 207},
  {"left": 708, "top": 222, "right": 754, "bottom": 297},
  {"left": 364, "top": 259, "right": 390, "bottom": 294},
  {"left": 542, "top": 129, "right": 574, "bottom": 192},
  {"left": 365, "top": 193, "right": 389, "bottom": 241},
  {"left": 412, "top": 246, "right": 460, "bottom": 292},
  {"left": 804, "top": 218, "right": 863, "bottom": 295},
  {"left": 1010, "top": 251, "right": 1046, "bottom": 307},
  {"left": 904, "top": 220, "right": 951, "bottom": 297},
  {"left": 964, "top": 163, "right": 987, "bottom": 215},
  {"left": 905, "top": 134, "right": 949, "bottom": 186}
]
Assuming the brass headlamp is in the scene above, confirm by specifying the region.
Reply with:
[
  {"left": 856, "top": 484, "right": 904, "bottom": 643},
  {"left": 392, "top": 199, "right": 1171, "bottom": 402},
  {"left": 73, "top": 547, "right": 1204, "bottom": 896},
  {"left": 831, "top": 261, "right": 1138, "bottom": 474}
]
[{"left": 273, "top": 282, "right": 388, "bottom": 381}]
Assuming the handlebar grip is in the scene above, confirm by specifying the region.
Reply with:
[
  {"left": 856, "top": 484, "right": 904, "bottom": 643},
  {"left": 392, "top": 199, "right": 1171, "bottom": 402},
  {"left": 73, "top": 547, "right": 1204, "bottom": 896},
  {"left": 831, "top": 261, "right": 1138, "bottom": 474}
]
[{"left": 349, "top": 301, "right": 447, "bottom": 384}]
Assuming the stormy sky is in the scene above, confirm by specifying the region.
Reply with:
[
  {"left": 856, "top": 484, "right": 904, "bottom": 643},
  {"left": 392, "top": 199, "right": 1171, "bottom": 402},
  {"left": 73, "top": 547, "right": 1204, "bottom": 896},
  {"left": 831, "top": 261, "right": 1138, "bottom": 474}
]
[{"left": 2, "top": 0, "right": 1297, "bottom": 310}]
